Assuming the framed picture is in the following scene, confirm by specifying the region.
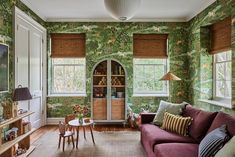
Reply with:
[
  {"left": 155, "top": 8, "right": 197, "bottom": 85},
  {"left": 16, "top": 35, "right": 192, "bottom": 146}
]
[{"left": 0, "top": 43, "right": 9, "bottom": 93}]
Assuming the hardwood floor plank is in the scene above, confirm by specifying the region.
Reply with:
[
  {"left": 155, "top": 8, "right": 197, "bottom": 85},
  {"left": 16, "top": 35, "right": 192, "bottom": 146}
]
[{"left": 31, "top": 125, "right": 138, "bottom": 143}]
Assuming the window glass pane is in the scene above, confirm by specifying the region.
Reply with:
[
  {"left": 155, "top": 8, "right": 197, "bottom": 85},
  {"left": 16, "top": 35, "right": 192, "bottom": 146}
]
[
  {"left": 144, "top": 65, "right": 155, "bottom": 91},
  {"left": 216, "top": 50, "right": 231, "bottom": 62},
  {"left": 53, "top": 66, "right": 65, "bottom": 93},
  {"left": 134, "top": 65, "right": 143, "bottom": 77},
  {"left": 214, "top": 50, "right": 231, "bottom": 100},
  {"left": 133, "top": 58, "right": 168, "bottom": 94},
  {"left": 216, "top": 52, "right": 227, "bottom": 62},
  {"left": 74, "top": 66, "right": 85, "bottom": 91},
  {"left": 154, "top": 81, "right": 164, "bottom": 91},
  {"left": 225, "top": 62, "right": 231, "bottom": 81},
  {"left": 216, "top": 81, "right": 225, "bottom": 97},
  {"left": 52, "top": 58, "right": 86, "bottom": 94},
  {"left": 215, "top": 63, "right": 225, "bottom": 81},
  {"left": 224, "top": 81, "right": 231, "bottom": 98},
  {"left": 215, "top": 51, "right": 232, "bottom": 62},
  {"left": 64, "top": 66, "right": 76, "bottom": 92},
  {"left": 155, "top": 65, "right": 165, "bottom": 78},
  {"left": 226, "top": 51, "right": 232, "bottom": 60}
]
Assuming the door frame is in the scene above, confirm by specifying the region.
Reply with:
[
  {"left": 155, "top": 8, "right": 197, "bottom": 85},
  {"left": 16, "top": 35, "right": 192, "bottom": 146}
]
[{"left": 14, "top": 7, "right": 47, "bottom": 126}]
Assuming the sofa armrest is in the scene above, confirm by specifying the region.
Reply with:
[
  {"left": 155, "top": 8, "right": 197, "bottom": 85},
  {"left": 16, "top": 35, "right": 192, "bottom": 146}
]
[{"left": 140, "top": 113, "right": 156, "bottom": 124}]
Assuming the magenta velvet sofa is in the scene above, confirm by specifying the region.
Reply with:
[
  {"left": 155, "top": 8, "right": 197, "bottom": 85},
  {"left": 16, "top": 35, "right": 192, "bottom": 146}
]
[{"left": 140, "top": 104, "right": 235, "bottom": 157}]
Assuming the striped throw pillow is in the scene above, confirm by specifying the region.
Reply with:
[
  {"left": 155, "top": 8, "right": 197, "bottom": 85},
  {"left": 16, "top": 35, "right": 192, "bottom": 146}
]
[
  {"left": 161, "top": 112, "right": 192, "bottom": 136},
  {"left": 199, "top": 125, "right": 230, "bottom": 157}
]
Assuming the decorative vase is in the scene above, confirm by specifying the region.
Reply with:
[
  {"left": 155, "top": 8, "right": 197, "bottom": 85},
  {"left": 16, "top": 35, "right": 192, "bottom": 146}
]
[
  {"left": 79, "top": 117, "right": 83, "bottom": 124},
  {"left": 2, "top": 100, "right": 17, "bottom": 119},
  {"left": 78, "top": 113, "right": 83, "bottom": 124}
]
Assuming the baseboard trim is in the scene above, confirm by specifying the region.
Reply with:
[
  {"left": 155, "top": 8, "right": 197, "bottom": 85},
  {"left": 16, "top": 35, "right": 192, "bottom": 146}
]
[
  {"left": 47, "top": 118, "right": 64, "bottom": 125},
  {"left": 46, "top": 118, "right": 128, "bottom": 125}
]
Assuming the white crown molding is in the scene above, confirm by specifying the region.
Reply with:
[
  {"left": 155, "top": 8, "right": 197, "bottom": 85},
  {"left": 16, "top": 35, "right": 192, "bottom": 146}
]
[
  {"left": 46, "top": 17, "right": 187, "bottom": 22},
  {"left": 186, "top": 0, "right": 216, "bottom": 21},
  {"left": 20, "top": 0, "right": 47, "bottom": 21}
]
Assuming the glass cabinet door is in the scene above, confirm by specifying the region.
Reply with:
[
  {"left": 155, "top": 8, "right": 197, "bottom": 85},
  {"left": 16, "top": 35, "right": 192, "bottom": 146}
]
[
  {"left": 111, "top": 60, "right": 125, "bottom": 120},
  {"left": 93, "top": 60, "right": 107, "bottom": 120}
]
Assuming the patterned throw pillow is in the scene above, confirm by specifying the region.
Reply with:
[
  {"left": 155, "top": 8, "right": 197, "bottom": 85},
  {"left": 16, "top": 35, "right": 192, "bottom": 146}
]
[
  {"left": 161, "top": 112, "right": 192, "bottom": 136},
  {"left": 199, "top": 125, "right": 230, "bottom": 157},
  {"left": 152, "top": 100, "right": 187, "bottom": 126}
]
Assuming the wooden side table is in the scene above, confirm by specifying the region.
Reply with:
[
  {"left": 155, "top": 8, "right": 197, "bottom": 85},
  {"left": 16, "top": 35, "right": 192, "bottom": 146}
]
[{"left": 68, "top": 119, "right": 95, "bottom": 148}]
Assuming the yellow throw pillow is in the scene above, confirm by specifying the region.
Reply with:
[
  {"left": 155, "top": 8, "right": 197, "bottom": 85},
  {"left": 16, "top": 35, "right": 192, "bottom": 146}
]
[{"left": 161, "top": 112, "right": 192, "bottom": 136}]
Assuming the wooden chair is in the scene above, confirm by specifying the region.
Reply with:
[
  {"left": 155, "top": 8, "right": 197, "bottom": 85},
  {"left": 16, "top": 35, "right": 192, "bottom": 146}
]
[
  {"left": 65, "top": 114, "right": 76, "bottom": 132},
  {"left": 58, "top": 121, "right": 75, "bottom": 152}
]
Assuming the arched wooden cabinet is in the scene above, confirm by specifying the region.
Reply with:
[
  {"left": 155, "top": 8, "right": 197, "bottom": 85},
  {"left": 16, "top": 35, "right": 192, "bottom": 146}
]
[{"left": 92, "top": 59, "right": 126, "bottom": 123}]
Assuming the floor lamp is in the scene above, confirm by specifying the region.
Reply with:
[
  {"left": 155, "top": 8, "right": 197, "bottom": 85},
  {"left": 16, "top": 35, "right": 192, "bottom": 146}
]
[{"left": 159, "top": 72, "right": 181, "bottom": 102}]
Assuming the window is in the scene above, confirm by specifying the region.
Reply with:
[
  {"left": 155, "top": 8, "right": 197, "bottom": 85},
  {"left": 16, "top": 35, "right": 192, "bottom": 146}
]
[
  {"left": 213, "top": 50, "right": 231, "bottom": 103},
  {"left": 133, "top": 58, "right": 168, "bottom": 96},
  {"left": 51, "top": 58, "right": 86, "bottom": 95}
]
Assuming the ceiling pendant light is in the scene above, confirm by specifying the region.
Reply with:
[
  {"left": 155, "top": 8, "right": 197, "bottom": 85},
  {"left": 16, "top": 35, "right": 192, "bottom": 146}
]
[{"left": 104, "top": 0, "right": 141, "bottom": 21}]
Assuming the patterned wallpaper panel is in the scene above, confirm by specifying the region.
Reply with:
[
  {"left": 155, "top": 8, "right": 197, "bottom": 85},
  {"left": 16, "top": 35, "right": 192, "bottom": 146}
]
[
  {"left": 188, "top": 0, "right": 235, "bottom": 115},
  {"left": 46, "top": 22, "right": 189, "bottom": 117}
]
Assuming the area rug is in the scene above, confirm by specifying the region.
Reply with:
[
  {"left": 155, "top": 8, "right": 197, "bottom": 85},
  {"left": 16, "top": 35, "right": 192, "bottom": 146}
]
[{"left": 29, "top": 131, "right": 146, "bottom": 157}]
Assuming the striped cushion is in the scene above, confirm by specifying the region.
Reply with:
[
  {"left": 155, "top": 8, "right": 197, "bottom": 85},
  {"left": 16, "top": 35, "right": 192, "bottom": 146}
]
[
  {"left": 199, "top": 125, "right": 230, "bottom": 157},
  {"left": 161, "top": 112, "right": 192, "bottom": 136}
]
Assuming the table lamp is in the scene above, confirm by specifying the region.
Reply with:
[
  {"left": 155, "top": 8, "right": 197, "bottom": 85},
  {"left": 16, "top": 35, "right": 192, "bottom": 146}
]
[
  {"left": 159, "top": 72, "right": 181, "bottom": 102},
  {"left": 13, "top": 85, "right": 32, "bottom": 101},
  {"left": 12, "top": 85, "right": 32, "bottom": 115}
]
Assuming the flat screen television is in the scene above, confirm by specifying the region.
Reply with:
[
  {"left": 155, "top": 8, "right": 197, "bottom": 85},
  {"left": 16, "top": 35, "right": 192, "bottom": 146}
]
[{"left": 0, "top": 43, "right": 9, "bottom": 93}]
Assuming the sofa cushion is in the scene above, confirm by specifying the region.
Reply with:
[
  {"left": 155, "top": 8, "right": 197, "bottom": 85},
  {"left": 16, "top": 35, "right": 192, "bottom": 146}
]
[
  {"left": 154, "top": 143, "right": 198, "bottom": 157},
  {"left": 182, "top": 105, "right": 217, "bottom": 142},
  {"left": 199, "top": 125, "right": 230, "bottom": 157},
  {"left": 162, "top": 112, "right": 192, "bottom": 136},
  {"left": 152, "top": 100, "right": 186, "bottom": 126},
  {"left": 140, "top": 124, "right": 196, "bottom": 151},
  {"left": 207, "top": 112, "right": 235, "bottom": 136}
]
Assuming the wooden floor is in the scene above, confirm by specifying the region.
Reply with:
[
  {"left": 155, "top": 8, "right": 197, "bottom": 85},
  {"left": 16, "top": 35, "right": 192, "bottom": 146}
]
[{"left": 31, "top": 125, "right": 138, "bottom": 143}]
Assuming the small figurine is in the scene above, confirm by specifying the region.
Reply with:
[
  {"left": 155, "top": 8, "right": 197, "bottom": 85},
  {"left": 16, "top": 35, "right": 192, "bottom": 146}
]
[
  {"left": 5, "top": 127, "right": 18, "bottom": 141},
  {"left": 18, "top": 109, "right": 28, "bottom": 114},
  {"left": 16, "top": 147, "right": 27, "bottom": 155}
]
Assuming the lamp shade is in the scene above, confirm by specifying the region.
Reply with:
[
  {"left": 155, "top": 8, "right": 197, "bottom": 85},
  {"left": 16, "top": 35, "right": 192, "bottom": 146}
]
[
  {"left": 13, "top": 86, "right": 32, "bottom": 101},
  {"left": 159, "top": 72, "right": 181, "bottom": 81},
  {"left": 104, "top": 0, "right": 141, "bottom": 21}
]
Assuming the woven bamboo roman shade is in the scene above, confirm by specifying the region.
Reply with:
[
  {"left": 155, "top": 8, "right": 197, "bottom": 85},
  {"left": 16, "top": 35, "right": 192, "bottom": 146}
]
[
  {"left": 209, "top": 17, "right": 231, "bottom": 54},
  {"left": 133, "top": 34, "right": 168, "bottom": 58},
  {"left": 51, "top": 33, "right": 85, "bottom": 58}
]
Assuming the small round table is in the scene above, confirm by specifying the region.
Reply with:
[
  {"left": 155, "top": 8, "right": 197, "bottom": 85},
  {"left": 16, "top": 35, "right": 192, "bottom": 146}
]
[{"left": 68, "top": 119, "right": 95, "bottom": 148}]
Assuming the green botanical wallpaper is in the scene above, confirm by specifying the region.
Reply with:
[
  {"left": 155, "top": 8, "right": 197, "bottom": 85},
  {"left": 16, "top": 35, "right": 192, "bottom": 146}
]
[
  {"left": 0, "top": 0, "right": 45, "bottom": 103},
  {"left": 46, "top": 22, "right": 189, "bottom": 117},
  {"left": 188, "top": 0, "right": 235, "bottom": 115},
  {"left": 1, "top": 0, "right": 235, "bottom": 119}
]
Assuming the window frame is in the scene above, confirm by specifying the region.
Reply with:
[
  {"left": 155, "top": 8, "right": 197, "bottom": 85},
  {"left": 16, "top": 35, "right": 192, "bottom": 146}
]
[
  {"left": 212, "top": 50, "right": 232, "bottom": 107},
  {"left": 133, "top": 58, "right": 169, "bottom": 96},
  {"left": 50, "top": 58, "right": 86, "bottom": 96}
]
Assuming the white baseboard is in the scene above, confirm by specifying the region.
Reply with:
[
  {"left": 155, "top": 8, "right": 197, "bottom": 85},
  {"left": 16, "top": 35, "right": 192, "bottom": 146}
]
[
  {"left": 47, "top": 118, "right": 64, "bottom": 125},
  {"left": 46, "top": 118, "right": 127, "bottom": 125}
]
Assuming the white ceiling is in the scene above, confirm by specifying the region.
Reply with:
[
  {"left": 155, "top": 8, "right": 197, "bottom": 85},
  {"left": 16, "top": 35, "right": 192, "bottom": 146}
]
[{"left": 21, "top": 0, "right": 216, "bottom": 22}]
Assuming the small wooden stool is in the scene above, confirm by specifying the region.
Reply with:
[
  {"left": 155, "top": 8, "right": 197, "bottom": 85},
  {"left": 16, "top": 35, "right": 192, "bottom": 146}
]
[{"left": 58, "top": 121, "right": 75, "bottom": 152}]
